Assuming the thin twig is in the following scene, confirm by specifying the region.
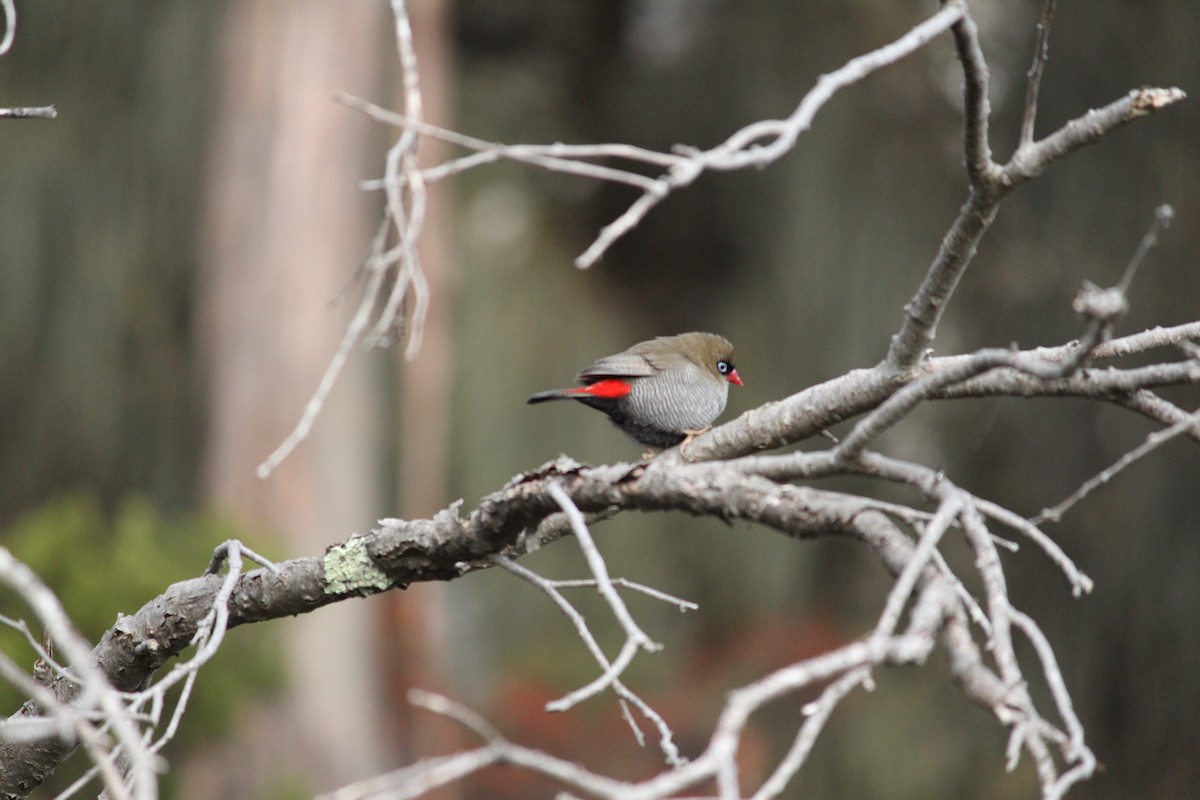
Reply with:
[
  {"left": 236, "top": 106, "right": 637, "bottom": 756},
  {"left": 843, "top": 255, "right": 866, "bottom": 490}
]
[
  {"left": 976, "top": 500, "right": 1093, "bottom": 596},
  {"left": 553, "top": 577, "right": 698, "bottom": 612},
  {"left": 1091, "top": 320, "right": 1200, "bottom": 360},
  {"left": 1006, "top": 609, "right": 1087, "bottom": 759},
  {"left": 750, "top": 668, "right": 871, "bottom": 799},
  {"left": 871, "top": 495, "right": 961, "bottom": 641},
  {"left": 0, "top": 106, "right": 57, "bottom": 119},
  {"left": 335, "top": 93, "right": 670, "bottom": 190},
  {"left": 205, "top": 539, "right": 280, "bottom": 575},
  {"left": 1001, "top": 86, "right": 1186, "bottom": 186},
  {"left": 575, "top": 1, "right": 966, "bottom": 267},
  {"left": 362, "top": 691, "right": 635, "bottom": 800},
  {"left": 257, "top": 0, "right": 434, "bottom": 477},
  {"left": 1117, "top": 203, "right": 1173, "bottom": 292},
  {"left": 840, "top": 345, "right": 1110, "bottom": 462},
  {"left": 929, "top": 547, "right": 993, "bottom": 635},
  {"left": 547, "top": 481, "right": 659, "bottom": 653},
  {"left": 321, "top": 747, "right": 500, "bottom": 800},
  {"left": 956, "top": 500, "right": 1073, "bottom": 793},
  {"left": 1033, "top": 404, "right": 1200, "bottom": 525},
  {"left": 364, "top": 127, "right": 425, "bottom": 352},
  {"left": 408, "top": 689, "right": 500, "bottom": 742},
  {"left": 493, "top": 555, "right": 685, "bottom": 765},
  {"left": 1059, "top": 203, "right": 1174, "bottom": 372},
  {"left": 1019, "top": 0, "right": 1058, "bottom": 147},
  {"left": 255, "top": 259, "right": 388, "bottom": 479},
  {"left": 0, "top": 0, "right": 14, "bottom": 57},
  {"left": 1007, "top": 608, "right": 1096, "bottom": 799}
]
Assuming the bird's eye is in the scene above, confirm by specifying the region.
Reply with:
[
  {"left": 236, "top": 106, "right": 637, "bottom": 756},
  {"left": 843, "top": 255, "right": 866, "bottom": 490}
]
[{"left": 717, "top": 360, "right": 731, "bottom": 374}]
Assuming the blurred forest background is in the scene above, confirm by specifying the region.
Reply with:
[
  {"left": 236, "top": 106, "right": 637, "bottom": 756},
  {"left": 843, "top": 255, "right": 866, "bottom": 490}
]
[{"left": 1, "top": 1, "right": 1197, "bottom": 798}]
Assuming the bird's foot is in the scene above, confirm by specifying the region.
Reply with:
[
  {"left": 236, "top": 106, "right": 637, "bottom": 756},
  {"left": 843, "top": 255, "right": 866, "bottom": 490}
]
[{"left": 677, "top": 426, "right": 712, "bottom": 460}]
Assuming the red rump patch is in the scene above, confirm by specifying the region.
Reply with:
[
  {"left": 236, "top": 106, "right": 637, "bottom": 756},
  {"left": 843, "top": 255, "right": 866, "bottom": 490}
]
[{"left": 578, "top": 379, "right": 633, "bottom": 399}]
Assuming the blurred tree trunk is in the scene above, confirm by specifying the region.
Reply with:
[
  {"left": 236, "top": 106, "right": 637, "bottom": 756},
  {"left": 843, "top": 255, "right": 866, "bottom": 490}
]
[{"left": 196, "top": 1, "right": 391, "bottom": 795}]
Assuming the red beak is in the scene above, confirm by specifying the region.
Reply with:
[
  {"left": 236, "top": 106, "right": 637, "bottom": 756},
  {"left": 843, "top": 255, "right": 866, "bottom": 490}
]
[{"left": 728, "top": 369, "right": 743, "bottom": 386}]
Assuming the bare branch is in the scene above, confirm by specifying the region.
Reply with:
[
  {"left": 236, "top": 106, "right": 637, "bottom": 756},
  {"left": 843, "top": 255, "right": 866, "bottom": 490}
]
[
  {"left": 494, "top": 554, "right": 685, "bottom": 764},
  {"left": 665, "top": 366, "right": 904, "bottom": 463},
  {"left": 685, "top": 320, "right": 1200, "bottom": 468},
  {"left": 338, "top": 691, "right": 637, "bottom": 800},
  {"left": 886, "top": 31, "right": 1183, "bottom": 374},
  {"left": 366, "top": 127, "right": 428, "bottom": 356},
  {"left": 552, "top": 577, "right": 698, "bottom": 613},
  {"left": 836, "top": 346, "right": 1094, "bottom": 463},
  {"left": 574, "top": 2, "right": 966, "bottom": 268},
  {"left": 349, "top": 4, "right": 967, "bottom": 273},
  {"left": 205, "top": 539, "right": 281, "bottom": 575},
  {"left": 885, "top": 190, "right": 999, "bottom": 371},
  {"left": 334, "top": 93, "right": 670, "bottom": 190},
  {"left": 976, "top": 500, "right": 1093, "bottom": 596},
  {"left": 1090, "top": 320, "right": 1200, "bottom": 360},
  {"left": 950, "top": 3, "right": 995, "bottom": 184},
  {"left": 0, "top": 0, "right": 14, "bottom": 57},
  {"left": 1004, "top": 86, "right": 1186, "bottom": 185},
  {"left": 1117, "top": 203, "right": 1174, "bottom": 292},
  {"left": 257, "top": 0, "right": 434, "bottom": 477},
  {"left": 547, "top": 482, "right": 660, "bottom": 654},
  {"left": 750, "top": 667, "right": 870, "bottom": 800},
  {"left": 870, "top": 495, "right": 962, "bottom": 641},
  {"left": 868, "top": 201, "right": 1167, "bottom": 435},
  {"left": 321, "top": 745, "right": 500, "bottom": 800},
  {"left": 1006, "top": 608, "right": 1087, "bottom": 759},
  {"left": 933, "top": 356, "right": 1200, "bottom": 403},
  {"left": 255, "top": 227, "right": 391, "bottom": 479},
  {"left": 0, "top": 1, "right": 57, "bottom": 121},
  {"left": 1033, "top": 404, "right": 1200, "bottom": 525},
  {"left": 0, "top": 105, "right": 57, "bottom": 119},
  {"left": 1019, "top": 0, "right": 1058, "bottom": 147},
  {"left": 408, "top": 689, "right": 499, "bottom": 742},
  {"left": 364, "top": 0, "right": 431, "bottom": 360}
]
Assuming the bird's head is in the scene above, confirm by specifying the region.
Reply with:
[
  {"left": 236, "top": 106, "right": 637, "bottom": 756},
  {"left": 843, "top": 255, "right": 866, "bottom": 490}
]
[{"left": 672, "top": 332, "right": 742, "bottom": 387}]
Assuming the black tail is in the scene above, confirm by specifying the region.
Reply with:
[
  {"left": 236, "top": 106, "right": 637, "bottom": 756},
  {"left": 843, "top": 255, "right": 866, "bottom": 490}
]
[{"left": 527, "top": 389, "right": 577, "bottom": 404}]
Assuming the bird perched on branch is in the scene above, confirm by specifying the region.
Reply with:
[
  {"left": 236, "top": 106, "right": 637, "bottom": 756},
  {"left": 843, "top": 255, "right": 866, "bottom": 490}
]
[{"left": 528, "top": 332, "right": 742, "bottom": 451}]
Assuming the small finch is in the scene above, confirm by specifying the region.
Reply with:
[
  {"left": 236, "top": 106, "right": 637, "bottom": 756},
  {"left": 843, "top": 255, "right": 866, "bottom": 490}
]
[{"left": 527, "top": 332, "right": 742, "bottom": 450}]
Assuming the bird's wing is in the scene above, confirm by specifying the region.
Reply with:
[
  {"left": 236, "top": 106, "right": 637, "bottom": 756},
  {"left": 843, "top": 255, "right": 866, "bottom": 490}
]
[
  {"left": 577, "top": 352, "right": 656, "bottom": 382},
  {"left": 638, "top": 348, "right": 688, "bottom": 373}
]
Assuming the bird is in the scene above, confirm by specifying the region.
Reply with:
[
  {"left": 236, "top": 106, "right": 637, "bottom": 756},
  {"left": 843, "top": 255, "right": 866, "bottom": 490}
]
[{"left": 527, "top": 332, "right": 742, "bottom": 451}]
